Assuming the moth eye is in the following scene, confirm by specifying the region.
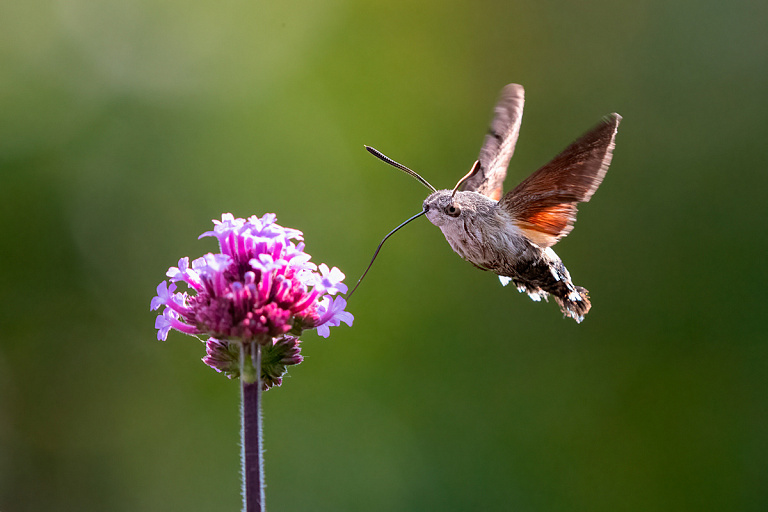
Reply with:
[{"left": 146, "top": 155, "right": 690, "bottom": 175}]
[{"left": 446, "top": 204, "right": 460, "bottom": 217}]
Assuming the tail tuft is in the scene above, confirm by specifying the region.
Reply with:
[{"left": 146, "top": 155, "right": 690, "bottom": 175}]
[{"left": 554, "top": 286, "right": 591, "bottom": 323}]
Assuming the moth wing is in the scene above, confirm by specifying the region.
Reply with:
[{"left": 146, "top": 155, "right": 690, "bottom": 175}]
[
  {"left": 459, "top": 84, "right": 525, "bottom": 201},
  {"left": 500, "top": 113, "right": 621, "bottom": 248}
]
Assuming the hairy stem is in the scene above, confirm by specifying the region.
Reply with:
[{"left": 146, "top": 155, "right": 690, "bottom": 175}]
[{"left": 241, "top": 342, "right": 265, "bottom": 512}]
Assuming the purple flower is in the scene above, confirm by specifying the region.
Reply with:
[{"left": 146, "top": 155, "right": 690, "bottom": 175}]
[
  {"left": 151, "top": 213, "right": 353, "bottom": 348},
  {"left": 150, "top": 281, "right": 177, "bottom": 311},
  {"left": 315, "top": 264, "right": 348, "bottom": 295},
  {"left": 314, "top": 296, "right": 354, "bottom": 338}
]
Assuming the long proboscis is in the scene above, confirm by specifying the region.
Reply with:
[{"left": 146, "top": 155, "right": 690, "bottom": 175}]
[
  {"left": 346, "top": 210, "right": 427, "bottom": 299},
  {"left": 364, "top": 146, "right": 436, "bottom": 192}
]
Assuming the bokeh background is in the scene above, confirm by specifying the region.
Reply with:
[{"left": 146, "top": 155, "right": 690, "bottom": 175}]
[{"left": 2, "top": 0, "right": 767, "bottom": 510}]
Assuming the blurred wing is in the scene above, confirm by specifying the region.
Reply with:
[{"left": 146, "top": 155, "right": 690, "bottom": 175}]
[
  {"left": 459, "top": 84, "right": 525, "bottom": 201},
  {"left": 500, "top": 113, "right": 621, "bottom": 248}
]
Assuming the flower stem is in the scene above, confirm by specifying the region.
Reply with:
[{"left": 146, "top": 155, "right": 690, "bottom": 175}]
[{"left": 241, "top": 342, "right": 265, "bottom": 512}]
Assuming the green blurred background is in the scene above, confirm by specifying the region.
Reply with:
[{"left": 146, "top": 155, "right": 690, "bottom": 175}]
[{"left": 2, "top": 0, "right": 767, "bottom": 510}]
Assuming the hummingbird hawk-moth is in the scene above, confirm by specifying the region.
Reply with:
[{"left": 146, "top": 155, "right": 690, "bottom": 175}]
[{"left": 351, "top": 84, "right": 620, "bottom": 323}]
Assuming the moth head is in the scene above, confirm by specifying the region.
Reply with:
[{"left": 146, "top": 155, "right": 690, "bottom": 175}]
[
  {"left": 423, "top": 190, "right": 464, "bottom": 226},
  {"left": 423, "top": 160, "right": 481, "bottom": 226}
]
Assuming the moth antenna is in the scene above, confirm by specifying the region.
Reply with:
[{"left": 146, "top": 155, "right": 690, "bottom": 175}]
[
  {"left": 365, "top": 146, "right": 437, "bottom": 192},
  {"left": 451, "top": 160, "right": 481, "bottom": 199},
  {"left": 347, "top": 209, "right": 427, "bottom": 299}
]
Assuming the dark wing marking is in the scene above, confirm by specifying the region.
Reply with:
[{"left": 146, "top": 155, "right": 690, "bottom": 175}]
[
  {"left": 459, "top": 84, "right": 525, "bottom": 201},
  {"left": 500, "top": 113, "right": 621, "bottom": 248}
]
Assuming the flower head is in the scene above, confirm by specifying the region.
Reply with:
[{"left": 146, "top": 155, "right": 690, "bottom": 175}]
[{"left": 151, "top": 213, "right": 353, "bottom": 383}]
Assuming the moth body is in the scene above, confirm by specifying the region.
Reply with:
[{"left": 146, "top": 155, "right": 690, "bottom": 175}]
[{"left": 424, "top": 189, "right": 590, "bottom": 322}]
